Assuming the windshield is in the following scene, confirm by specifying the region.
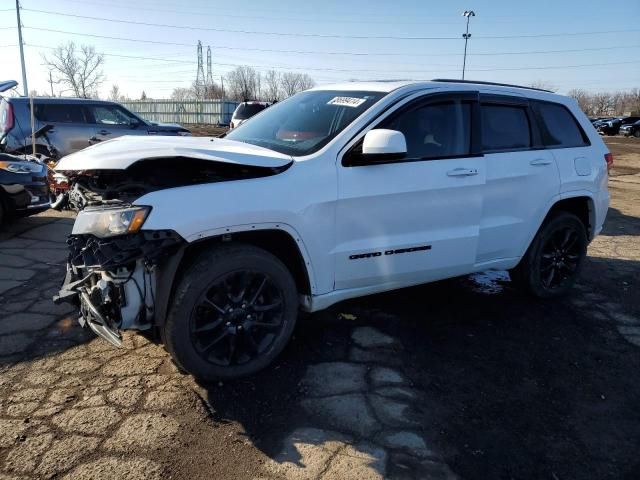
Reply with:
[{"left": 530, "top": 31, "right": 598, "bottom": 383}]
[
  {"left": 226, "top": 90, "right": 386, "bottom": 156},
  {"left": 234, "top": 103, "right": 267, "bottom": 120}
]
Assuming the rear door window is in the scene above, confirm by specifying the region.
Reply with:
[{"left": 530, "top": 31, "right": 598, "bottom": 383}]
[
  {"left": 34, "top": 104, "right": 86, "bottom": 123},
  {"left": 532, "top": 101, "right": 589, "bottom": 148},
  {"left": 481, "top": 104, "right": 531, "bottom": 152},
  {"left": 234, "top": 103, "right": 267, "bottom": 120}
]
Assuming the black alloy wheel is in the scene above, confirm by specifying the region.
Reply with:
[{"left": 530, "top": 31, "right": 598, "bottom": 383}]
[
  {"left": 190, "top": 271, "right": 285, "bottom": 367},
  {"left": 510, "top": 212, "right": 588, "bottom": 298},
  {"left": 164, "top": 244, "right": 298, "bottom": 381},
  {"left": 539, "top": 226, "right": 582, "bottom": 290}
]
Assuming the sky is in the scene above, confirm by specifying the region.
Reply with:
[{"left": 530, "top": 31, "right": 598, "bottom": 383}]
[{"left": 1, "top": 0, "right": 638, "bottom": 99}]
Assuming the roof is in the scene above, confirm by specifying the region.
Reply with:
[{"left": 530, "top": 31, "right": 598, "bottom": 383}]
[
  {"left": 310, "top": 79, "right": 563, "bottom": 98},
  {"left": 8, "top": 97, "right": 118, "bottom": 105}
]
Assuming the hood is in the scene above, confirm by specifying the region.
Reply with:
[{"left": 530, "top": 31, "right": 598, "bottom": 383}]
[
  {"left": 0, "top": 80, "right": 18, "bottom": 93},
  {"left": 149, "top": 122, "right": 188, "bottom": 130},
  {"left": 55, "top": 135, "right": 293, "bottom": 171}
]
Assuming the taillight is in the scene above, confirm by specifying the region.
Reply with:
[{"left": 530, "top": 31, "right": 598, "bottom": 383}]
[
  {"left": 1, "top": 102, "right": 14, "bottom": 134},
  {"left": 604, "top": 153, "right": 613, "bottom": 170}
]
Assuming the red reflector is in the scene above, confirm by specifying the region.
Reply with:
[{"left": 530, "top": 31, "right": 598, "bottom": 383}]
[
  {"left": 604, "top": 153, "right": 613, "bottom": 169},
  {"left": 1, "top": 102, "right": 14, "bottom": 134}
]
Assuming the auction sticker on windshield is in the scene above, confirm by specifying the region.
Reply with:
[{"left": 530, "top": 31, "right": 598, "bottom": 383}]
[{"left": 327, "top": 96, "right": 368, "bottom": 108}]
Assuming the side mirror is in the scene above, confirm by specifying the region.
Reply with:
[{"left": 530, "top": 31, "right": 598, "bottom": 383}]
[
  {"left": 129, "top": 118, "right": 141, "bottom": 129},
  {"left": 350, "top": 129, "right": 407, "bottom": 165}
]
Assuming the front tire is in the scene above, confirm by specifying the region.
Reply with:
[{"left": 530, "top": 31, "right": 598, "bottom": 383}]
[
  {"left": 634, "top": 130, "right": 640, "bottom": 138},
  {"left": 164, "top": 244, "right": 298, "bottom": 381},
  {"left": 510, "top": 212, "right": 588, "bottom": 298}
]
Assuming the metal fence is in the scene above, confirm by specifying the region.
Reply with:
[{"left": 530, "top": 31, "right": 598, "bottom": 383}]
[{"left": 121, "top": 100, "right": 239, "bottom": 125}]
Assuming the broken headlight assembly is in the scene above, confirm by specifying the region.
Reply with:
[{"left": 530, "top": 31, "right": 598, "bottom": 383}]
[
  {"left": 72, "top": 206, "right": 151, "bottom": 238},
  {"left": 0, "top": 160, "right": 45, "bottom": 174}
]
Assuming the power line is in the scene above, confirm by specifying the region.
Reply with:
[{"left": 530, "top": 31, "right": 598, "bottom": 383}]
[
  {"left": 57, "top": 0, "right": 464, "bottom": 26},
  {"left": 24, "top": 26, "right": 640, "bottom": 59},
  {"left": 26, "top": 42, "right": 640, "bottom": 75},
  {"left": 23, "top": 8, "right": 640, "bottom": 40},
  {"left": 28, "top": 43, "right": 195, "bottom": 64}
]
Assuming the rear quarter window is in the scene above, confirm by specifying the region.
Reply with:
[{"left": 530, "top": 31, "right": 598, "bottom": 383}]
[
  {"left": 34, "top": 104, "right": 86, "bottom": 123},
  {"left": 532, "top": 101, "right": 589, "bottom": 148}
]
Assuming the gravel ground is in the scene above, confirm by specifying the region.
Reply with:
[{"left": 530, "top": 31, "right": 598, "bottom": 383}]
[{"left": 0, "top": 137, "right": 638, "bottom": 479}]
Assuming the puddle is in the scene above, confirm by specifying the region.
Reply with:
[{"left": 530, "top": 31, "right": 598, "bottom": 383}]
[{"left": 466, "top": 270, "right": 511, "bottom": 294}]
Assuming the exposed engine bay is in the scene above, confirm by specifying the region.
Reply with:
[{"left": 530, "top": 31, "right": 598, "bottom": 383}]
[{"left": 58, "top": 157, "right": 289, "bottom": 210}]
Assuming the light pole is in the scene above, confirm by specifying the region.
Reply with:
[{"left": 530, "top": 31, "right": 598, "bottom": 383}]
[
  {"left": 15, "top": 0, "right": 28, "bottom": 96},
  {"left": 461, "top": 10, "right": 475, "bottom": 80}
]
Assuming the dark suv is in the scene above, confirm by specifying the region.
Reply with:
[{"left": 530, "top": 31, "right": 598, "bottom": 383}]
[{"left": 1, "top": 97, "right": 191, "bottom": 158}]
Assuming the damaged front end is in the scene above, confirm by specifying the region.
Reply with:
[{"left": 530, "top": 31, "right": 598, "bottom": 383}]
[
  {"left": 55, "top": 218, "right": 184, "bottom": 346},
  {"left": 52, "top": 137, "right": 294, "bottom": 346}
]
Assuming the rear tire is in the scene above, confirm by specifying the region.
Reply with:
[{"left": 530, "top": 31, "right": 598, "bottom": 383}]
[
  {"left": 510, "top": 212, "right": 588, "bottom": 298},
  {"left": 164, "top": 244, "right": 298, "bottom": 381}
]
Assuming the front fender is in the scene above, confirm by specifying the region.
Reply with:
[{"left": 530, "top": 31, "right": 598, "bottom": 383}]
[{"left": 136, "top": 162, "right": 337, "bottom": 295}]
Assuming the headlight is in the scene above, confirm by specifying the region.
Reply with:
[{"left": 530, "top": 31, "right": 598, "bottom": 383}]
[
  {"left": 72, "top": 206, "right": 151, "bottom": 238},
  {"left": 0, "top": 161, "right": 44, "bottom": 174}
]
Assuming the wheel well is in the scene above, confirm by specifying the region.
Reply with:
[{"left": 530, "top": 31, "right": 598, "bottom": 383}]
[
  {"left": 180, "top": 229, "right": 312, "bottom": 296},
  {"left": 547, "top": 196, "right": 593, "bottom": 238}
]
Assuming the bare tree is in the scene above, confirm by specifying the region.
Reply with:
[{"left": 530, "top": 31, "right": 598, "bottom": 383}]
[
  {"left": 567, "top": 89, "right": 592, "bottom": 115},
  {"left": 43, "top": 42, "right": 104, "bottom": 98},
  {"left": 170, "top": 87, "right": 194, "bottom": 101},
  {"left": 279, "top": 72, "right": 315, "bottom": 98},
  {"left": 225, "top": 66, "right": 261, "bottom": 101},
  {"left": 528, "top": 80, "right": 556, "bottom": 92},
  {"left": 108, "top": 84, "right": 125, "bottom": 102},
  {"left": 263, "top": 70, "right": 281, "bottom": 102},
  {"left": 592, "top": 93, "right": 614, "bottom": 116},
  {"left": 298, "top": 73, "right": 315, "bottom": 91},
  {"left": 204, "top": 82, "right": 224, "bottom": 100}
]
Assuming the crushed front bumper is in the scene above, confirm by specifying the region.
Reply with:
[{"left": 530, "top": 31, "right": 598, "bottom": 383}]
[{"left": 55, "top": 230, "right": 185, "bottom": 346}]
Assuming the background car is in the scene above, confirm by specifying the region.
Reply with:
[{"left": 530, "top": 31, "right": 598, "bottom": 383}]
[
  {"left": 1, "top": 97, "right": 191, "bottom": 158},
  {"left": 229, "top": 101, "right": 271, "bottom": 130},
  {"left": 620, "top": 119, "right": 640, "bottom": 138},
  {"left": 0, "top": 152, "right": 50, "bottom": 223},
  {"left": 597, "top": 116, "right": 640, "bottom": 136}
]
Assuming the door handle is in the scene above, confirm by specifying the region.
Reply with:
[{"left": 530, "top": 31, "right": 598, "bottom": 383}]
[
  {"left": 530, "top": 158, "right": 552, "bottom": 166},
  {"left": 447, "top": 168, "right": 478, "bottom": 177},
  {"left": 97, "top": 129, "right": 111, "bottom": 136}
]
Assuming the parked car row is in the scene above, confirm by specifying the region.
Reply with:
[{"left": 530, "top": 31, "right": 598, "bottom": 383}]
[{"left": 590, "top": 116, "right": 640, "bottom": 137}]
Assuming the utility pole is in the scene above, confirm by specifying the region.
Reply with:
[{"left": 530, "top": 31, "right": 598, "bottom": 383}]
[
  {"left": 15, "top": 0, "right": 28, "bottom": 96},
  {"left": 461, "top": 10, "right": 475, "bottom": 80},
  {"left": 47, "top": 71, "right": 55, "bottom": 96}
]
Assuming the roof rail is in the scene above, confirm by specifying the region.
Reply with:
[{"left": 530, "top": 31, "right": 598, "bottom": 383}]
[{"left": 431, "top": 78, "right": 553, "bottom": 93}]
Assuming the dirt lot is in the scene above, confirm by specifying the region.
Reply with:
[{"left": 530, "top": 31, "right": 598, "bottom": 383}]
[{"left": 0, "top": 137, "right": 638, "bottom": 479}]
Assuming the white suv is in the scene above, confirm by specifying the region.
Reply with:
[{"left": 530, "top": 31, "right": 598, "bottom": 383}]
[{"left": 55, "top": 80, "right": 610, "bottom": 380}]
